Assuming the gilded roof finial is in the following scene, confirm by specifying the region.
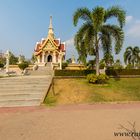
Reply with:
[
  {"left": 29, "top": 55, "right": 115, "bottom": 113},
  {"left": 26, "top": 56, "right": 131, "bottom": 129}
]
[{"left": 48, "top": 16, "right": 54, "bottom": 38}]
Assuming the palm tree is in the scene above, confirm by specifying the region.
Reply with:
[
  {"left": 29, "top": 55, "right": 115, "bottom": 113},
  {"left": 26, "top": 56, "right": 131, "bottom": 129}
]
[
  {"left": 103, "top": 53, "right": 114, "bottom": 67},
  {"left": 73, "top": 6, "right": 125, "bottom": 75},
  {"left": 124, "top": 46, "right": 140, "bottom": 68}
]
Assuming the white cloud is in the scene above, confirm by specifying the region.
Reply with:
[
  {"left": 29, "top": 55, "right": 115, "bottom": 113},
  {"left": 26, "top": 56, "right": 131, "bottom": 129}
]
[
  {"left": 65, "top": 37, "right": 78, "bottom": 60},
  {"left": 127, "top": 22, "right": 140, "bottom": 38},
  {"left": 65, "top": 38, "right": 74, "bottom": 46},
  {"left": 125, "top": 16, "right": 140, "bottom": 38},
  {"left": 135, "top": 20, "right": 140, "bottom": 24},
  {"left": 126, "top": 16, "right": 133, "bottom": 23}
]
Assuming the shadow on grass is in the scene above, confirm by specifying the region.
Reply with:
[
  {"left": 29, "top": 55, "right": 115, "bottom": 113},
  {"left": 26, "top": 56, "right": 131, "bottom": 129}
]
[
  {"left": 44, "top": 94, "right": 57, "bottom": 107},
  {"left": 44, "top": 78, "right": 57, "bottom": 106}
]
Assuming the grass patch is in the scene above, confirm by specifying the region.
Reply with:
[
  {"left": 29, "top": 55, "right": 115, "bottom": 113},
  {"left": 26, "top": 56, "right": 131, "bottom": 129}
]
[
  {"left": 44, "top": 78, "right": 140, "bottom": 105},
  {"left": 44, "top": 93, "right": 57, "bottom": 106}
]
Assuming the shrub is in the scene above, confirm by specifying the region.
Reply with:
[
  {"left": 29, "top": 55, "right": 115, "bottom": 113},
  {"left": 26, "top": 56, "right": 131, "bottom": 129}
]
[
  {"left": 55, "top": 70, "right": 96, "bottom": 76},
  {"left": 62, "top": 62, "right": 68, "bottom": 69},
  {"left": 97, "top": 74, "right": 109, "bottom": 84},
  {"left": 106, "top": 66, "right": 114, "bottom": 70},
  {"left": 0, "top": 63, "right": 4, "bottom": 68},
  {"left": 18, "top": 62, "right": 29, "bottom": 71},
  {"left": 87, "top": 74, "right": 109, "bottom": 84},
  {"left": 87, "top": 74, "right": 97, "bottom": 83},
  {"left": 99, "top": 63, "right": 105, "bottom": 69}
]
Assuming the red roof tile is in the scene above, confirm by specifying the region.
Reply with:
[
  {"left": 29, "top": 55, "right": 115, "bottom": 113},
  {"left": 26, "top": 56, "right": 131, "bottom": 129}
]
[
  {"left": 35, "top": 43, "right": 41, "bottom": 52},
  {"left": 60, "top": 43, "right": 65, "bottom": 52},
  {"left": 54, "top": 39, "right": 59, "bottom": 45},
  {"left": 41, "top": 39, "right": 45, "bottom": 45}
]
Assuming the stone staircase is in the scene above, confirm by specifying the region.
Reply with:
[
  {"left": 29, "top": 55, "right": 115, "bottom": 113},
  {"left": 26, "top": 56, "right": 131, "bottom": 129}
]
[
  {"left": 0, "top": 75, "right": 52, "bottom": 107},
  {"left": 29, "top": 64, "right": 53, "bottom": 76}
]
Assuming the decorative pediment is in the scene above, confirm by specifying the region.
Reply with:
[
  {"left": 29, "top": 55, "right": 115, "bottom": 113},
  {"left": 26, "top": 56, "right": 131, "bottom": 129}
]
[
  {"left": 42, "top": 38, "right": 56, "bottom": 51},
  {"left": 45, "top": 40, "right": 54, "bottom": 48}
]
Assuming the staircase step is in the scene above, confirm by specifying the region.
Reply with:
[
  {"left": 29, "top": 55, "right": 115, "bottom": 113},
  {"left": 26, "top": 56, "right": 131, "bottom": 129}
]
[
  {"left": 0, "top": 93, "right": 42, "bottom": 97},
  {"left": 0, "top": 84, "right": 49, "bottom": 87},
  {"left": 0, "top": 89, "right": 47, "bottom": 94},
  {"left": 0, "top": 74, "right": 53, "bottom": 107},
  {"left": 0, "top": 94, "right": 42, "bottom": 101},
  {"left": 0, "top": 99, "right": 41, "bottom": 107}
]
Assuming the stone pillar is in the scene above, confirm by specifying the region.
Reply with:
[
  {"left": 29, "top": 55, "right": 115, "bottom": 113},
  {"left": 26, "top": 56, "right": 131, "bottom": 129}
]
[
  {"left": 53, "top": 51, "right": 56, "bottom": 63},
  {"left": 59, "top": 51, "right": 63, "bottom": 70},
  {"left": 44, "top": 54, "right": 46, "bottom": 63},
  {"left": 42, "top": 52, "right": 45, "bottom": 63},
  {"left": 60, "top": 59, "right": 62, "bottom": 70},
  {"left": 5, "top": 50, "right": 10, "bottom": 73},
  {"left": 37, "top": 55, "right": 40, "bottom": 63},
  {"left": 18, "top": 55, "right": 22, "bottom": 64}
]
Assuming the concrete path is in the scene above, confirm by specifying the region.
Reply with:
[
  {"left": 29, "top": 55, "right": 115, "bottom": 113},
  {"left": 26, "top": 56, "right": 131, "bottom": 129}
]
[{"left": 0, "top": 103, "right": 140, "bottom": 140}]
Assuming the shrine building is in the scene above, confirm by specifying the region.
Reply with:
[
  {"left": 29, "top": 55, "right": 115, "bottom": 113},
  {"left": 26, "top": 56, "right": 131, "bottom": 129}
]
[{"left": 34, "top": 16, "right": 66, "bottom": 68}]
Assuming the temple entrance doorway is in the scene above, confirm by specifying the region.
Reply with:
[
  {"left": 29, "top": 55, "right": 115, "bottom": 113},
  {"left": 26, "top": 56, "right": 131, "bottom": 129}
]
[{"left": 47, "top": 55, "right": 52, "bottom": 62}]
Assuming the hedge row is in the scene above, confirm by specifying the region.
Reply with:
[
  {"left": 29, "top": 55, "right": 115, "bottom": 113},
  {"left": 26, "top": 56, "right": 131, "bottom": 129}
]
[
  {"left": 55, "top": 70, "right": 95, "bottom": 76},
  {"left": 55, "top": 69, "right": 140, "bottom": 77},
  {"left": 105, "top": 69, "right": 140, "bottom": 76}
]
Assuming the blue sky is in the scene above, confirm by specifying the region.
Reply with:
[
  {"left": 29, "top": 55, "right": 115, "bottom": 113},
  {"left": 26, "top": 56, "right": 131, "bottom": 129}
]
[{"left": 0, "top": 0, "right": 140, "bottom": 63}]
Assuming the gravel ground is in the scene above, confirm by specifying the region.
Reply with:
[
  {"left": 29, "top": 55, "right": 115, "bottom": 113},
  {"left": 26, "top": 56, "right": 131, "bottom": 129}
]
[{"left": 0, "top": 103, "right": 140, "bottom": 140}]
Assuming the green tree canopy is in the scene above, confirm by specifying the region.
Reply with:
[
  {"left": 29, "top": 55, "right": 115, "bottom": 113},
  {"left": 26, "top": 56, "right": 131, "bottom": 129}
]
[
  {"left": 73, "top": 6, "right": 125, "bottom": 75},
  {"left": 124, "top": 46, "right": 140, "bottom": 68},
  {"left": 9, "top": 51, "right": 18, "bottom": 65}
]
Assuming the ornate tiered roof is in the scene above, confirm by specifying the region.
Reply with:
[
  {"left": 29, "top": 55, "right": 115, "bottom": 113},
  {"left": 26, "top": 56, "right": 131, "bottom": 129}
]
[{"left": 34, "top": 16, "right": 65, "bottom": 56}]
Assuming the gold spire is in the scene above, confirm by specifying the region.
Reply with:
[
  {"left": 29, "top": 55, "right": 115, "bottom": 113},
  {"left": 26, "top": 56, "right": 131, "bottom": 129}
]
[{"left": 48, "top": 16, "right": 54, "bottom": 38}]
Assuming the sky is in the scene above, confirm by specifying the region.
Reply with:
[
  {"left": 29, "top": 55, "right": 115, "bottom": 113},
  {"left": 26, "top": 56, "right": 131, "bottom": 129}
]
[{"left": 0, "top": 0, "right": 140, "bottom": 63}]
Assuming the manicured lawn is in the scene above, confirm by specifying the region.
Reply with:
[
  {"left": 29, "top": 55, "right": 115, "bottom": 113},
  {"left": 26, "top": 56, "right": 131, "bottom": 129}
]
[{"left": 44, "top": 78, "right": 140, "bottom": 106}]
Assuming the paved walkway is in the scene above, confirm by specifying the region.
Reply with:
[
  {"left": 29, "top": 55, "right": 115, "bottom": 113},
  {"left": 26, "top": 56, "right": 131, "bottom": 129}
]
[{"left": 0, "top": 103, "right": 140, "bottom": 140}]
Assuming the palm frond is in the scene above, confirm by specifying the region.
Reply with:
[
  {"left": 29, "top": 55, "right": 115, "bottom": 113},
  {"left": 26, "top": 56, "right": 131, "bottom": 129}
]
[
  {"left": 100, "top": 28, "right": 112, "bottom": 54},
  {"left": 73, "top": 7, "right": 92, "bottom": 26},
  {"left": 91, "top": 6, "right": 105, "bottom": 30},
  {"left": 102, "top": 24, "right": 124, "bottom": 54},
  {"left": 74, "top": 23, "right": 91, "bottom": 47},
  {"left": 74, "top": 23, "right": 95, "bottom": 64},
  {"left": 84, "top": 25, "right": 95, "bottom": 55},
  {"left": 104, "top": 6, "right": 126, "bottom": 28}
]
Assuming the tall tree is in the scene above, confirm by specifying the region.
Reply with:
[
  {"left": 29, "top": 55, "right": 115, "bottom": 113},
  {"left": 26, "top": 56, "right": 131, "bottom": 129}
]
[
  {"left": 124, "top": 46, "right": 140, "bottom": 68},
  {"left": 9, "top": 51, "right": 18, "bottom": 65},
  {"left": 73, "top": 6, "right": 125, "bottom": 75}
]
